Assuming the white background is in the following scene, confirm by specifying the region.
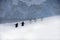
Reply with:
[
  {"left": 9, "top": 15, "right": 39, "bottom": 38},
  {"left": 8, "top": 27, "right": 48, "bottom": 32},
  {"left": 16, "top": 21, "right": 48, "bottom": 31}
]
[{"left": 0, "top": 16, "right": 60, "bottom": 40}]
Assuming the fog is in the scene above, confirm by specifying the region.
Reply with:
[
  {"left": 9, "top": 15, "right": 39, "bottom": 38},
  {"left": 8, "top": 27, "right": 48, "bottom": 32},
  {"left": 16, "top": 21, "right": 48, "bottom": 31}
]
[{"left": 0, "top": 0, "right": 60, "bottom": 23}]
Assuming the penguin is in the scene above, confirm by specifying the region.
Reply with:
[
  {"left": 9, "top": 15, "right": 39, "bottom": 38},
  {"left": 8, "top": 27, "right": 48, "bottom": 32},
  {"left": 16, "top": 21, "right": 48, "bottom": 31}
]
[
  {"left": 15, "top": 23, "right": 18, "bottom": 28},
  {"left": 21, "top": 22, "right": 25, "bottom": 26}
]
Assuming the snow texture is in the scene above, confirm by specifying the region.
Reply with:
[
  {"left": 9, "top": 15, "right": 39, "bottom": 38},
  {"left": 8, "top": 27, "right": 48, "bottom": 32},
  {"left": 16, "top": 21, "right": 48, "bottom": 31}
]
[{"left": 0, "top": 16, "right": 60, "bottom": 40}]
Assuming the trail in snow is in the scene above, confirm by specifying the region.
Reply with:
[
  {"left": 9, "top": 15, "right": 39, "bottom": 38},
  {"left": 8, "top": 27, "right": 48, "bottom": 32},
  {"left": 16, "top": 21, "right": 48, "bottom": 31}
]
[{"left": 0, "top": 16, "right": 60, "bottom": 40}]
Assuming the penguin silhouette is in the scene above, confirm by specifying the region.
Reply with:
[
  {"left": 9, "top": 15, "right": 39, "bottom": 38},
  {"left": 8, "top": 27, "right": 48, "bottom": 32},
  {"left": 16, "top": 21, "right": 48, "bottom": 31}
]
[
  {"left": 21, "top": 22, "right": 24, "bottom": 26},
  {"left": 15, "top": 23, "right": 18, "bottom": 28}
]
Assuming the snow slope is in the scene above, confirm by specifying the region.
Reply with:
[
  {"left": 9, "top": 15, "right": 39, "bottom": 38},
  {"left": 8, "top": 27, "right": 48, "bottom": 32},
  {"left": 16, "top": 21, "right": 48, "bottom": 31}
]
[{"left": 0, "top": 16, "right": 60, "bottom": 40}]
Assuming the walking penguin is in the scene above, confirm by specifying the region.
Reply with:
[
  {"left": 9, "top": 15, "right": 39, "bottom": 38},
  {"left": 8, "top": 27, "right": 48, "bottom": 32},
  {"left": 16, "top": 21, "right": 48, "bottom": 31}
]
[
  {"left": 15, "top": 23, "right": 18, "bottom": 28},
  {"left": 21, "top": 21, "right": 25, "bottom": 26}
]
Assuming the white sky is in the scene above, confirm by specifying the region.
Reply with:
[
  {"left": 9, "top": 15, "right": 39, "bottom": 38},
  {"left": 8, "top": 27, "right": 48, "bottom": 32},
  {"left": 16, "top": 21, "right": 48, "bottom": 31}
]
[{"left": 0, "top": 16, "right": 60, "bottom": 40}]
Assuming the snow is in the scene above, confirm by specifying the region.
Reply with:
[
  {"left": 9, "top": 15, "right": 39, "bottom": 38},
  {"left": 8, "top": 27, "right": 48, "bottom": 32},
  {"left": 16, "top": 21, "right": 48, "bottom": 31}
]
[{"left": 0, "top": 16, "right": 60, "bottom": 40}]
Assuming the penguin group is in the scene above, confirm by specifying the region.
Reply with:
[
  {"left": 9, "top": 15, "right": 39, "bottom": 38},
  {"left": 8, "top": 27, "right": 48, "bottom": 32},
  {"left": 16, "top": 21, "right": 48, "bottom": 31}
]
[{"left": 15, "top": 21, "right": 25, "bottom": 28}]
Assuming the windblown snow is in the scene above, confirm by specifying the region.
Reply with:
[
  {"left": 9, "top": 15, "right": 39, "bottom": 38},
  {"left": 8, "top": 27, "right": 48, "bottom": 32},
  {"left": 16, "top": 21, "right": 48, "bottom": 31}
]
[{"left": 0, "top": 16, "right": 60, "bottom": 40}]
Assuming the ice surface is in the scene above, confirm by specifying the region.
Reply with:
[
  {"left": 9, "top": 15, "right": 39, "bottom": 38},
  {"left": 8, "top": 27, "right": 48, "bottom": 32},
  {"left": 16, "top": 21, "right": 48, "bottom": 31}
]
[{"left": 0, "top": 16, "right": 60, "bottom": 40}]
